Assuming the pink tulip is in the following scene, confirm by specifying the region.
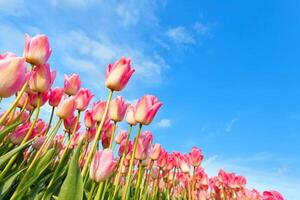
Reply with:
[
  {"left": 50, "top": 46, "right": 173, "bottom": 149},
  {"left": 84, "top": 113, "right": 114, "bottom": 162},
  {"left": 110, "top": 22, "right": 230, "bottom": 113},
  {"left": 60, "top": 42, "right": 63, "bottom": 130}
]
[
  {"left": 103, "top": 121, "right": 115, "bottom": 138},
  {"left": 71, "top": 131, "right": 87, "bottom": 148},
  {"left": 32, "top": 136, "right": 46, "bottom": 149},
  {"left": 29, "top": 92, "right": 49, "bottom": 107},
  {"left": 149, "top": 144, "right": 161, "bottom": 160},
  {"left": 17, "top": 92, "right": 29, "bottom": 108},
  {"left": 0, "top": 55, "right": 28, "bottom": 98},
  {"left": 32, "top": 119, "right": 48, "bottom": 136},
  {"left": 179, "top": 154, "right": 190, "bottom": 173},
  {"left": 115, "top": 130, "right": 128, "bottom": 144},
  {"left": 263, "top": 191, "right": 284, "bottom": 200},
  {"left": 89, "top": 149, "right": 118, "bottom": 182},
  {"left": 109, "top": 96, "right": 128, "bottom": 122},
  {"left": 157, "top": 149, "right": 168, "bottom": 168},
  {"left": 87, "top": 127, "right": 96, "bottom": 141},
  {"left": 63, "top": 114, "right": 81, "bottom": 134},
  {"left": 24, "top": 34, "right": 52, "bottom": 65},
  {"left": 105, "top": 57, "right": 135, "bottom": 91},
  {"left": 64, "top": 74, "right": 81, "bottom": 96},
  {"left": 118, "top": 140, "right": 133, "bottom": 157},
  {"left": 49, "top": 87, "right": 65, "bottom": 107},
  {"left": 135, "top": 133, "right": 151, "bottom": 160},
  {"left": 125, "top": 104, "right": 137, "bottom": 125},
  {"left": 84, "top": 110, "right": 95, "bottom": 129},
  {"left": 74, "top": 89, "right": 93, "bottom": 111},
  {"left": 135, "top": 95, "right": 163, "bottom": 125},
  {"left": 9, "top": 123, "right": 36, "bottom": 145},
  {"left": 189, "top": 147, "right": 204, "bottom": 167},
  {"left": 92, "top": 100, "right": 107, "bottom": 122},
  {"left": 55, "top": 97, "right": 75, "bottom": 119},
  {"left": 29, "top": 63, "right": 56, "bottom": 93}
]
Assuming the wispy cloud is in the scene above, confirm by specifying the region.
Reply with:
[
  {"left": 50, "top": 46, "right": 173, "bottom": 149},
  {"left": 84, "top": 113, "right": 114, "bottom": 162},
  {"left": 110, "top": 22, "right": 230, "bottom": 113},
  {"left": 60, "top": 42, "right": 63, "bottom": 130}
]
[
  {"left": 156, "top": 119, "right": 171, "bottom": 128},
  {"left": 166, "top": 26, "right": 196, "bottom": 44},
  {"left": 225, "top": 118, "right": 238, "bottom": 133}
]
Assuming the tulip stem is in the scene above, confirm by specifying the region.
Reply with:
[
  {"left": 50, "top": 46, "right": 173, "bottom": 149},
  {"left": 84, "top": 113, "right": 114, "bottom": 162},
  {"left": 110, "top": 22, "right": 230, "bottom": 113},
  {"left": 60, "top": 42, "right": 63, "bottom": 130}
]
[
  {"left": 122, "top": 123, "right": 143, "bottom": 200},
  {"left": 46, "top": 106, "right": 55, "bottom": 134},
  {"left": 191, "top": 166, "right": 196, "bottom": 200},
  {"left": 109, "top": 121, "right": 117, "bottom": 149},
  {"left": 95, "top": 182, "right": 104, "bottom": 200},
  {"left": 186, "top": 173, "right": 191, "bottom": 200},
  {"left": 0, "top": 93, "right": 41, "bottom": 181},
  {"left": 81, "top": 89, "right": 113, "bottom": 178},
  {"left": 134, "top": 161, "right": 143, "bottom": 199},
  {"left": 88, "top": 182, "right": 96, "bottom": 200}
]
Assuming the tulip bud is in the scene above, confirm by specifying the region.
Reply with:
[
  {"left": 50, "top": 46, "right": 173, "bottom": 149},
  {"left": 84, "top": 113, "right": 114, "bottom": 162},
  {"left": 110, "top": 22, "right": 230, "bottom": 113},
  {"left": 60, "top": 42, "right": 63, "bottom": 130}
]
[
  {"left": 64, "top": 74, "right": 81, "bottom": 96},
  {"left": 84, "top": 110, "right": 95, "bottom": 129},
  {"left": 74, "top": 89, "right": 93, "bottom": 111},
  {"left": 49, "top": 87, "right": 64, "bottom": 107},
  {"left": 109, "top": 96, "right": 128, "bottom": 122},
  {"left": 105, "top": 57, "right": 135, "bottom": 91},
  {"left": 115, "top": 130, "right": 127, "bottom": 144},
  {"left": 189, "top": 147, "right": 204, "bottom": 167},
  {"left": 125, "top": 104, "right": 137, "bottom": 125},
  {"left": 149, "top": 143, "right": 161, "bottom": 160},
  {"left": 29, "top": 92, "right": 49, "bottom": 107},
  {"left": 263, "top": 190, "right": 284, "bottom": 200},
  {"left": 55, "top": 97, "right": 75, "bottom": 119},
  {"left": 24, "top": 34, "right": 52, "bottom": 65},
  {"left": 29, "top": 63, "right": 56, "bottom": 93},
  {"left": 92, "top": 101, "right": 107, "bottom": 122}
]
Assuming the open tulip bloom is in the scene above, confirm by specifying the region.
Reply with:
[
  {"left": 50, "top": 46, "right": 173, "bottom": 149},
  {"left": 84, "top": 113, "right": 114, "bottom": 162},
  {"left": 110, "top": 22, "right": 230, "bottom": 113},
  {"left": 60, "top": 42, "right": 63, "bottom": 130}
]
[{"left": 0, "top": 33, "right": 285, "bottom": 200}]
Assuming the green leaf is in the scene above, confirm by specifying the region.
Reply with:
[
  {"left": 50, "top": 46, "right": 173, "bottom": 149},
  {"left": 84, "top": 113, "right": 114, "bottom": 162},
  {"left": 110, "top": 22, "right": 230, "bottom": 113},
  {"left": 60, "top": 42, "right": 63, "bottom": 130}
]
[
  {"left": 0, "top": 139, "right": 33, "bottom": 167},
  {"left": 0, "top": 121, "right": 22, "bottom": 141},
  {"left": 58, "top": 142, "right": 83, "bottom": 200},
  {"left": 0, "top": 167, "right": 26, "bottom": 198}
]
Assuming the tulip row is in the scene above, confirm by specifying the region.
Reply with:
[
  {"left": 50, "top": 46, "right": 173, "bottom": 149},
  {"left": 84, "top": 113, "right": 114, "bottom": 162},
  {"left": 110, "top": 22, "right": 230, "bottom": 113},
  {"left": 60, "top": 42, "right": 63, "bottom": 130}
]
[{"left": 0, "top": 34, "right": 284, "bottom": 200}]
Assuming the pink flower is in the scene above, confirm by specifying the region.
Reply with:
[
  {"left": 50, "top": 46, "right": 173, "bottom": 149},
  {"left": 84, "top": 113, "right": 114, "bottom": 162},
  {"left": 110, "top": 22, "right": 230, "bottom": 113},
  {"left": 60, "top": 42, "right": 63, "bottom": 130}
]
[
  {"left": 17, "top": 92, "right": 29, "bottom": 108},
  {"left": 125, "top": 104, "right": 137, "bottom": 125},
  {"left": 118, "top": 140, "right": 133, "bottom": 157},
  {"left": 32, "top": 119, "right": 48, "bottom": 136},
  {"left": 32, "top": 136, "right": 46, "bottom": 149},
  {"left": 64, "top": 74, "right": 81, "bottom": 96},
  {"left": 84, "top": 110, "right": 95, "bottom": 129},
  {"left": 157, "top": 149, "right": 168, "bottom": 168},
  {"left": 49, "top": 87, "right": 65, "bottom": 107},
  {"left": 179, "top": 154, "right": 190, "bottom": 173},
  {"left": 71, "top": 131, "right": 87, "bottom": 148},
  {"left": 135, "top": 95, "right": 163, "bottom": 125},
  {"left": 115, "top": 130, "right": 128, "bottom": 144},
  {"left": 149, "top": 144, "right": 161, "bottom": 160},
  {"left": 0, "top": 55, "right": 28, "bottom": 98},
  {"left": 29, "top": 63, "right": 56, "bottom": 93},
  {"left": 55, "top": 97, "right": 75, "bottom": 119},
  {"left": 189, "top": 147, "right": 204, "bottom": 167},
  {"left": 29, "top": 92, "right": 49, "bottom": 107},
  {"left": 135, "top": 133, "right": 151, "bottom": 160},
  {"left": 92, "top": 101, "right": 107, "bottom": 122},
  {"left": 105, "top": 57, "right": 135, "bottom": 91},
  {"left": 74, "top": 89, "right": 93, "bottom": 111},
  {"left": 263, "top": 190, "right": 284, "bottom": 200},
  {"left": 63, "top": 114, "right": 81, "bottom": 134},
  {"left": 109, "top": 96, "right": 128, "bottom": 122},
  {"left": 9, "top": 123, "right": 36, "bottom": 145},
  {"left": 23, "top": 34, "right": 52, "bottom": 65},
  {"left": 89, "top": 149, "right": 118, "bottom": 182}
]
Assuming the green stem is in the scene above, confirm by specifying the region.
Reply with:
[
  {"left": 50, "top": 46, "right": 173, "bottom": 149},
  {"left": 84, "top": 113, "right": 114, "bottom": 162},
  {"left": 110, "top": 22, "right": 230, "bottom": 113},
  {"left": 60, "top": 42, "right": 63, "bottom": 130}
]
[
  {"left": 88, "top": 182, "right": 96, "bottom": 200},
  {"left": 109, "top": 121, "right": 117, "bottom": 149},
  {"left": 122, "top": 123, "right": 143, "bottom": 200},
  {"left": 45, "top": 106, "right": 55, "bottom": 134},
  {"left": 0, "top": 93, "right": 41, "bottom": 181},
  {"left": 81, "top": 90, "right": 113, "bottom": 177},
  {"left": 134, "top": 161, "right": 143, "bottom": 199},
  {"left": 95, "top": 182, "right": 104, "bottom": 200},
  {"left": 187, "top": 173, "right": 191, "bottom": 200},
  {"left": 191, "top": 166, "right": 196, "bottom": 200}
]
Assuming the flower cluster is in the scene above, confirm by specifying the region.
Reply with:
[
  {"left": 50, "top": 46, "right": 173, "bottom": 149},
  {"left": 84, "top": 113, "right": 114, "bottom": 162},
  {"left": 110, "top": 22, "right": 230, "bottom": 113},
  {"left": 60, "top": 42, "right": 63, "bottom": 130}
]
[{"left": 0, "top": 34, "right": 284, "bottom": 200}]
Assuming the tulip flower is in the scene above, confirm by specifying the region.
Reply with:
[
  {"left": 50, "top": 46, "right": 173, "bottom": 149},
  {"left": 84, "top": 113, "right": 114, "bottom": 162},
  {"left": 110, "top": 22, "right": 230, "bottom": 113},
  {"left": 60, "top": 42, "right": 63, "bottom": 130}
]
[
  {"left": 63, "top": 114, "right": 81, "bottom": 134},
  {"left": 189, "top": 147, "right": 204, "bottom": 167},
  {"left": 125, "top": 104, "right": 137, "bottom": 125},
  {"left": 29, "top": 63, "right": 56, "bottom": 93},
  {"left": 263, "top": 190, "right": 284, "bottom": 200},
  {"left": 0, "top": 55, "right": 28, "bottom": 98},
  {"left": 157, "top": 149, "right": 168, "bottom": 168},
  {"left": 55, "top": 97, "right": 75, "bottom": 119},
  {"left": 135, "top": 95, "right": 163, "bottom": 125},
  {"left": 109, "top": 96, "right": 128, "bottom": 122},
  {"left": 105, "top": 57, "right": 135, "bottom": 91},
  {"left": 74, "top": 88, "right": 93, "bottom": 111},
  {"left": 64, "top": 74, "right": 81, "bottom": 96},
  {"left": 135, "top": 133, "right": 151, "bottom": 160},
  {"left": 115, "top": 130, "right": 128, "bottom": 144},
  {"left": 179, "top": 154, "right": 190, "bottom": 173},
  {"left": 9, "top": 123, "right": 34, "bottom": 145},
  {"left": 32, "top": 136, "right": 46, "bottom": 149},
  {"left": 89, "top": 149, "right": 118, "bottom": 183},
  {"left": 92, "top": 100, "right": 107, "bottom": 122},
  {"left": 118, "top": 140, "right": 133, "bottom": 157},
  {"left": 84, "top": 110, "right": 95, "bottom": 129},
  {"left": 149, "top": 144, "right": 161, "bottom": 160},
  {"left": 24, "top": 34, "right": 52, "bottom": 65},
  {"left": 49, "top": 87, "right": 65, "bottom": 107},
  {"left": 29, "top": 92, "right": 49, "bottom": 107},
  {"left": 17, "top": 92, "right": 29, "bottom": 108}
]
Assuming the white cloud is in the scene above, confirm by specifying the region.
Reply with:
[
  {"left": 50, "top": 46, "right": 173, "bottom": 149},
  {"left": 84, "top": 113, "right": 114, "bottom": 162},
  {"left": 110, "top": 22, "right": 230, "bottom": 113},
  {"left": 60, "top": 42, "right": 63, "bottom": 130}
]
[
  {"left": 0, "top": 0, "right": 28, "bottom": 16},
  {"left": 193, "top": 22, "right": 209, "bottom": 35},
  {"left": 166, "top": 26, "right": 196, "bottom": 44},
  {"left": 156, "top": 118, "right": 171, "bottom": 128},
  {"left": 225, "top": 118, "right": 238, "bottom": 133}
]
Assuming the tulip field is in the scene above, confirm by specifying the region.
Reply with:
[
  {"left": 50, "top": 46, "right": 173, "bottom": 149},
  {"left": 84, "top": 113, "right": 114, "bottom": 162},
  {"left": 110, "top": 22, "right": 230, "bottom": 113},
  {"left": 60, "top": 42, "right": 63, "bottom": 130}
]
[{"left": 0, "top": 34, "right": 285, "bottom": 200}]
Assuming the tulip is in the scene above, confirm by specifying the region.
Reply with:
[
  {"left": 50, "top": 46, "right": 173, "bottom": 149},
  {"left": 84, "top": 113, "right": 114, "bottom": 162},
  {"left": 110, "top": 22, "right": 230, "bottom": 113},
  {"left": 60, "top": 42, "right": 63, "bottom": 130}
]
[
  {"left": 17, "top": 92, "right": 29, "bottom": 108},
  {"left": 189, "top": 147, "right": 204, "bottom": 167},
  {"left": 0, "top": 55, "right": 28, "bottom": 98},
  {"left": 64, "top": 74, "right": 81, "bottom": 96},
  {"left": 55, "top": 97, "right": 75, "bottom": 119},
  {"left": 263, "top": 191, "right": 284, "bottom": 200},
  {"left": 63, "top": 114, "right": 81, "bottom": 134},
  {"left": 125, "top": 104, "right": 137, "bottom": 125},
  {"left": 32, "top": 136, "right": 46, "bottom": 149},
  {"left": 109, "top": 96, "right": 128, "bottom": 122},
  {"left": 179, "top": 154, "right": 190, "bottom": 173},
  {"left": 157, "top": 149, "right": 168, "bottom": 168},
  {"left": 89, "top": 149, "right": 118, "bottom": 183},
  {"left": 115, "top": 130, "right": 128, "bottom": 144},
  {"left": 84, "top": 110, "right": 95, "bottom": 129},
  {"left": 9, "top": 123, "right": 35, "bottom": 145},
  {"left": 29, "top": 63, "right": 56, "bottom": 93},
  {"left": 92, "top": 100, "right": 107, "bottom": 122},
  {"left": 135, "top": 133, "right": 151, "bottom": 160},
  {"left": 49, "top": 87, "right": 64, "bottom": 107},
  {"left": 149, "top": 144, "right": 161, "bottom": 160},
  {"left": 118, "top": 140, "right": 133, "bottom": 157},
  {"left": 71, "top": 131, "right": 87, "bottom": 148},
  {"left": 74, "top": 89, "right": 93, "bottom": 111},
  {"left": 105, "top": 57, "right": 135, "bottom": 91},
  {"left": 29, "top": 92, "right": 49, "bottom": 107},
  {"left": 24, "top": 34, "right": 52, "bottom": 65},
  {"left": 135, "top": 95, "right": 163, "bottom": 125}
]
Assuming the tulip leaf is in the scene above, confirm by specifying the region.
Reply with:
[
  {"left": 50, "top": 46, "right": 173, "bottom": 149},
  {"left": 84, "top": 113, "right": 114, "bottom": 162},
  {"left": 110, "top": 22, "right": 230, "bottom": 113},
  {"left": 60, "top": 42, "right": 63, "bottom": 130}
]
[
  {"left": 0, "top": 167, "right": 25, "bottom": 198},
  {"left": 58, "top": 142, "right": 83, "bottom": 200},
  {"left": 0, "top": 121, "right": 22, "bottom": 141},
  {"left": 0, "top": 139, "right": 33, "bottom": 167}
]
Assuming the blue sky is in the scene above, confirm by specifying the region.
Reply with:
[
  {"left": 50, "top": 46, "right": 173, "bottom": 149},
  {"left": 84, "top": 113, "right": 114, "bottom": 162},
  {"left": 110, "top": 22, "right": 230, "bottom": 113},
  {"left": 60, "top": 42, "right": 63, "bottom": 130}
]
[{"left": 1, "top": 0, "right": 300, "bottom": 198}]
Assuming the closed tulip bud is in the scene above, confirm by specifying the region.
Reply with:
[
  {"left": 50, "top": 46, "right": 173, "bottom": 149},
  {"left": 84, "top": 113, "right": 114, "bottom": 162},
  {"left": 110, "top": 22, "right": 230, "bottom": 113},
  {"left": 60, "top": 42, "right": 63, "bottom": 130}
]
[
  {"left": 0, "top": 54, "right": 28, "bottom": 98},
  {"left": 92, "top": 100, "right": 107, "bottom": 122},
  {"left": 157, "top": 150, "right": 168, "bottom": 168},
  {"left": 109, "top": 96, "right": 128, "bottom": 122},
  {"left": 135, "top": 133, "right": 152, "bottom": 160},
  {"left": 55, "top": 97, "right": 75, "bottom": 119},
  {"left": 115, "top": 130, "right": 127, "bottom": 144},
  {"left": 71, "top": 131, "right": 87, "bottom": 148},
  {"left": 179, "top": 154, "right": 190, "bottom": 173},
  {"left": 29, "top": 92, "right": 49, "bottom": 107},
  {"left": 9, "top": 123, "right": 34, "bottom": 145},
  {"left": 17, "top": 92, "right": 29, "bottom": 108},
  {"left": 29, "top": 63, "right": 56, "bottom": 93},
  {"left": 90, "top": 149, "right": 118, "bottom": 183},
  {"left": 263, "top": 191, "right": 284, "bottom": 200},
  {"left": 74, "top": 89, "right": 93, "bottom": 111},
  {"left": 32, "top": 136, "right": 46, "bottom": 149},
  {"left": 32, "top": 119, "right": 48, "bottom": 136},
  {"left": 84, "top": 110, "right": 95, "bottom": 128},
  {"left": 149, "top": 143, "right": 161, "bottom": 160},
  {"left": 135, "top": 95, "right": 163, "bottom": 125},
  {"left": 63, "top": 115, "right": 81, "bottom": 134},
  {"left": 118, "top": 140, "right": 133, "bottom": 157},
  {"left": 105, "top": 57, "right": 135, "bottom": 91},
  {"left": 64, "top": 74, "right": 81, "bottom": 96},
  {"left": 189, "top": 147, "right": 204, "bottom": 167},
  {"left": 24, "top": 34, "right": 52, "bottom": 65},
  {"left": 49, "top": 87, "right": 64, "bottom": 107},
  {"left": 125, "top": 104, "right": 137, "bottom": 125},
  {"left": 87, "top": 127, "right": 96, "bottom": 141}
]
